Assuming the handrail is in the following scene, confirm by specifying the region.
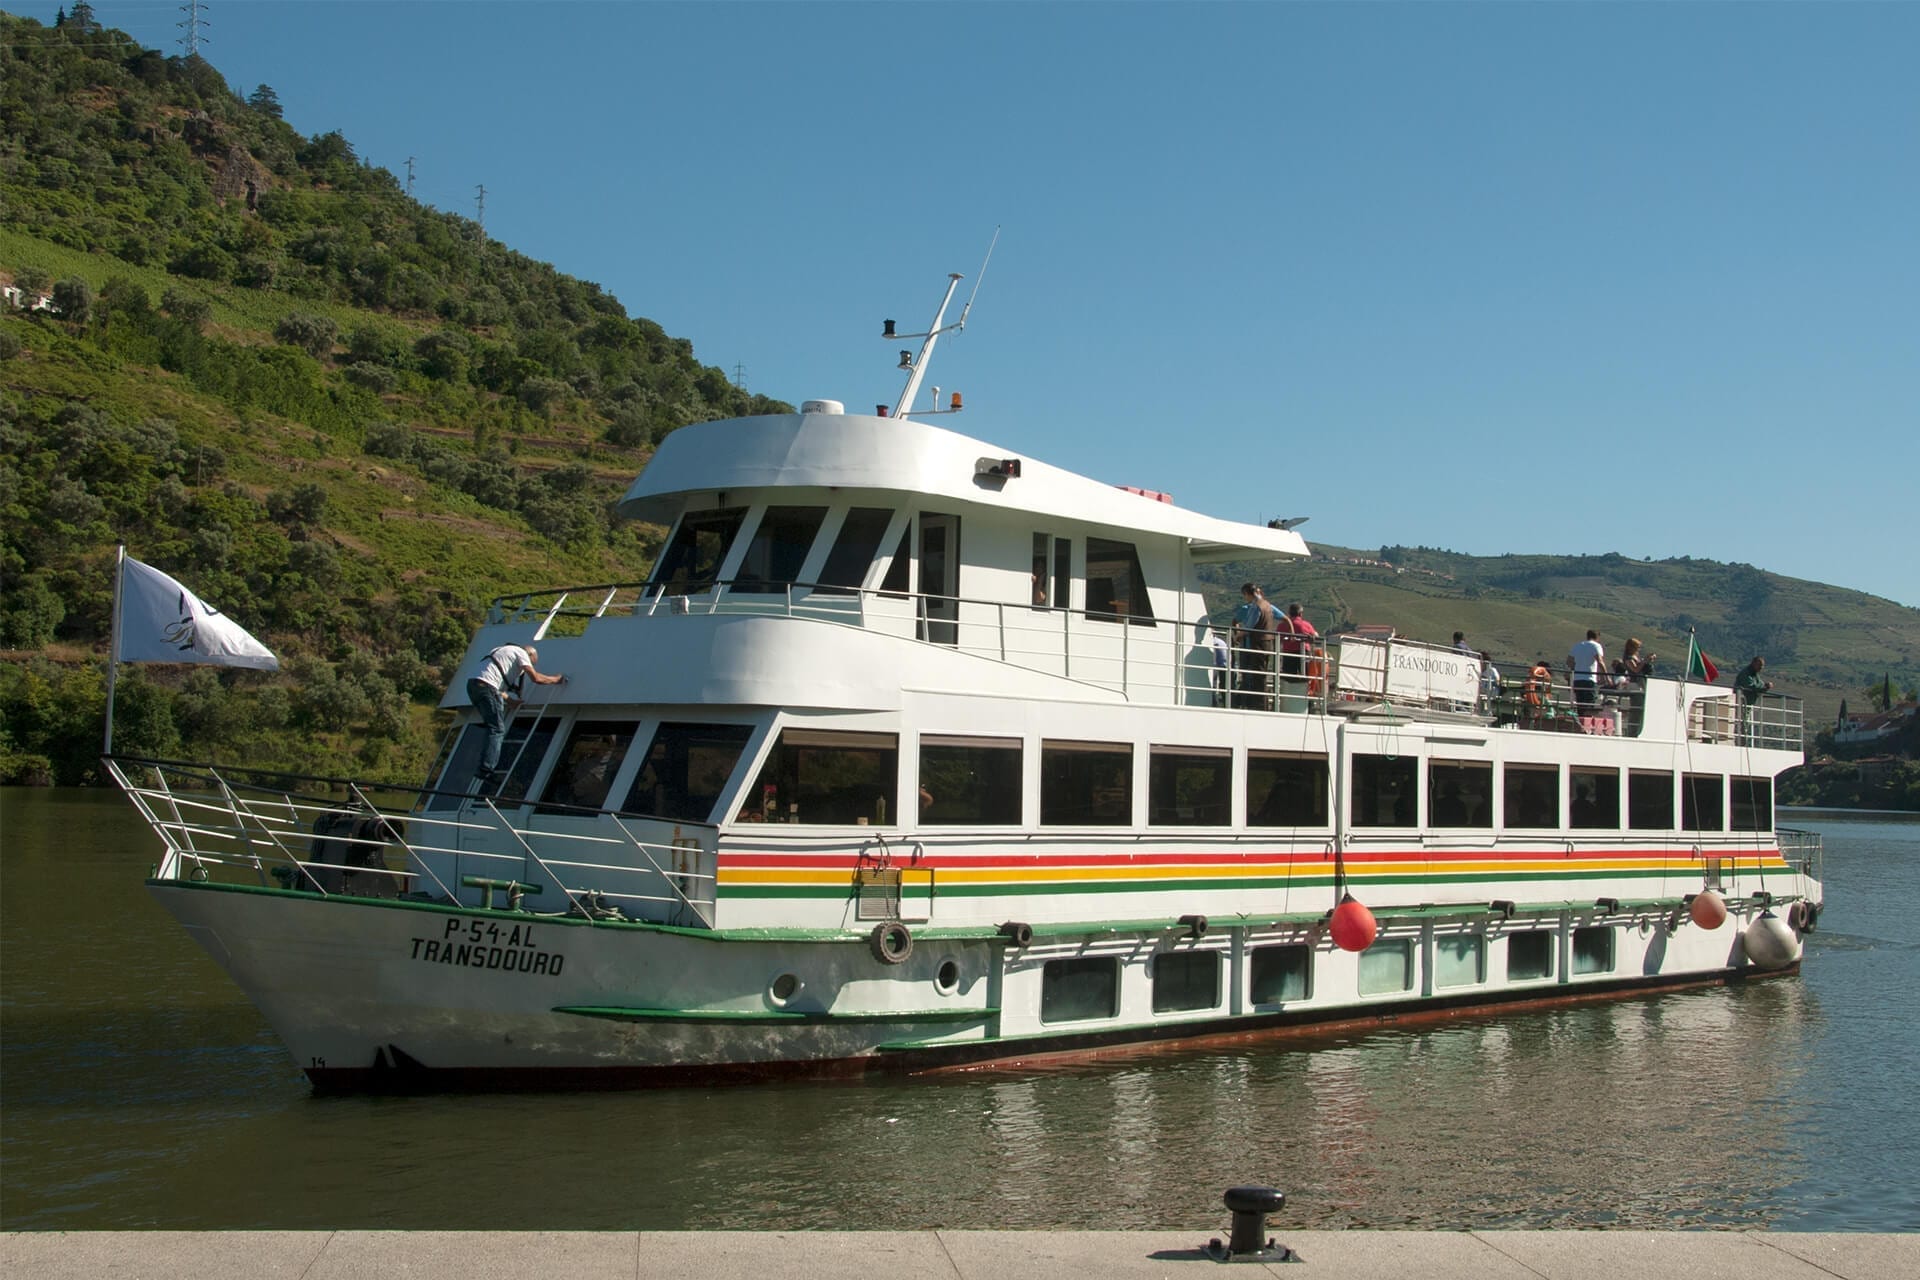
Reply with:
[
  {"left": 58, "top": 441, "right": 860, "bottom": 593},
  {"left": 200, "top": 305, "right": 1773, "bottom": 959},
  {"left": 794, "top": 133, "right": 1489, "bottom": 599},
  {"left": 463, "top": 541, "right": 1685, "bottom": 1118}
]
[{"left": 103, "top": 756, "right": 720, "bottom": 926}]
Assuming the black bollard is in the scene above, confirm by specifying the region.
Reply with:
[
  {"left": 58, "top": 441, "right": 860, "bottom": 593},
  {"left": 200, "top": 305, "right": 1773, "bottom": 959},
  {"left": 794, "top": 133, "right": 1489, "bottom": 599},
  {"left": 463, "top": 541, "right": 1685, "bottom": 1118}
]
[{"left": 1205, "top": 1185, "right": 1298, "bottom": 1263}]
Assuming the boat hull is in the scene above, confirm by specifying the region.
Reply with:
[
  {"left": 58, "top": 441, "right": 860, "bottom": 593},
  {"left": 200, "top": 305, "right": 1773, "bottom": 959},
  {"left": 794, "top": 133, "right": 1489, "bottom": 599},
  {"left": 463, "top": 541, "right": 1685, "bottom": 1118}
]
[{"left": 151, "top": 878, "right": 1801, "bottom": 1094}]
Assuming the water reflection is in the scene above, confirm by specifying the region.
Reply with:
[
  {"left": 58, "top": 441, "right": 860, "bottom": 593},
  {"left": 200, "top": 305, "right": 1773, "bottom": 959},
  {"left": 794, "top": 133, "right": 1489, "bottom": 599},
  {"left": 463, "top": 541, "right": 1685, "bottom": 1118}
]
[{"left": 2, "top": 791, "right": 1916, "bottom": 1231}]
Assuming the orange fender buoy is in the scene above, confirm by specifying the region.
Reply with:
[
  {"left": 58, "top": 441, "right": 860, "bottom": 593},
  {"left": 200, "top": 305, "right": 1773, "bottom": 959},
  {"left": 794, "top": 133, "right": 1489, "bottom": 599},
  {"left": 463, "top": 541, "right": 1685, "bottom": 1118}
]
[
  {"left": 1689, "top": 890, "right": 1728, "bottom": 930},
  {"left": 1330, "top": 894, "right": 1377, "bottom": 952}
]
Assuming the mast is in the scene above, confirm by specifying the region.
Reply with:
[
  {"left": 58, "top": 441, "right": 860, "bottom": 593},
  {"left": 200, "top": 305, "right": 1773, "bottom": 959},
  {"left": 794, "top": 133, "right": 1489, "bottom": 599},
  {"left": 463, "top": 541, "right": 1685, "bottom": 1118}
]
[{"left": 887, "top": 228, "right": 1000, "bottom": 419}]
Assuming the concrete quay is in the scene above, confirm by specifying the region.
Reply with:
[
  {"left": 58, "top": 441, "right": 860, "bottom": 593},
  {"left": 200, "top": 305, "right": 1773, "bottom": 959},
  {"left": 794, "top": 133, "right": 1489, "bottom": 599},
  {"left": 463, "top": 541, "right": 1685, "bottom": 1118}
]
[{"left": 2, "top": 1230, "right": 1915, "bottom": 1280}]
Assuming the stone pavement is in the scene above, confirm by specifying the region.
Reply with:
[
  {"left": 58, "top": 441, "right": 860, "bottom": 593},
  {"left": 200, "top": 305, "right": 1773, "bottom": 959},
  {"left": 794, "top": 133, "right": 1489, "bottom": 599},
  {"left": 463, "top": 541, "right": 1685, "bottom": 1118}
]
[{"left": 2, "top": 1230, "right": 1914, "bottom": 1279}]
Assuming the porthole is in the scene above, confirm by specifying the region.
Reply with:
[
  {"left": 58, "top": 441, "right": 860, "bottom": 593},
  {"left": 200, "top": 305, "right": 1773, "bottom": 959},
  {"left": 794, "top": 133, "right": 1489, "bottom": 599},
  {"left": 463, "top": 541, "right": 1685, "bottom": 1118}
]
[
  {"left": 768, "top": 972, "right": 803, "bottom": 1007},
  {"left": 934, "top": 958, "right": 961, "bottom": 995}
]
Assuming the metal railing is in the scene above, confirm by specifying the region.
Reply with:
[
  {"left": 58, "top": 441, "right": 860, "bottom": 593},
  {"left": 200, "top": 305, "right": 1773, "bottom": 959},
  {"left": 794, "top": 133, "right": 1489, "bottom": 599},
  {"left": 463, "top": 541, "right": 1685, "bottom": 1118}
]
[
  {"left": 104, "top": 756, "right": 720, "bottom": 928},
  {"left": 1687, "top": 691, "right": 1804, "bottom": 751},
  {"left": 1777, "top": 826, "right": 1824, "bottom": 884}
]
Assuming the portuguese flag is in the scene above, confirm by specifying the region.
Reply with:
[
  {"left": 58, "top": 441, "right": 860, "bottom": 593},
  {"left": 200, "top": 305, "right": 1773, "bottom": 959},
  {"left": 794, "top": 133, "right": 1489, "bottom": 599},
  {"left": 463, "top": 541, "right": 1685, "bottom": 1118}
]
[{"left": 1686, "top": 631, "right": 1719, "bottom": 683}]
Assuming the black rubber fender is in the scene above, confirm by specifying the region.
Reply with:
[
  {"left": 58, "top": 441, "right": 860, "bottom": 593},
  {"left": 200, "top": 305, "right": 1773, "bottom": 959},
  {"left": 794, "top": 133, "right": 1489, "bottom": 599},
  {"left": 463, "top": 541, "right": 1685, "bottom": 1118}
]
[
  {"left": 998, "top": 920, "right": 1034, "bottom": 948},
  {"left": 869, "top": 920, "right": 914, "bottom": 965}
]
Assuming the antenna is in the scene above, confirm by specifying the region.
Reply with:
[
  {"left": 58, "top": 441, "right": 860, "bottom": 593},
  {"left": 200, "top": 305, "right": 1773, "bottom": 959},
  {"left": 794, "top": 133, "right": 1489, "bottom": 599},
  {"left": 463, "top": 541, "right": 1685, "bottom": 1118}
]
[
  {"left": 474, "top": 184, "right": 486, "bottom": 234},
  {"left": 405, "top": 156, "right": 416, "bottom": 199},
  {"left": 888, "top": 228, "right": 1000, "bottom": 420}
]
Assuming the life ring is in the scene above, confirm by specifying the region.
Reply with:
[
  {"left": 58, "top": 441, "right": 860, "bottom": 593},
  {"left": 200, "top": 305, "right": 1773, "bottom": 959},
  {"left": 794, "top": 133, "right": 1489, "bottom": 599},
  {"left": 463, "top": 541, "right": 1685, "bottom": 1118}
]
[
  {"left": 1306, "top": 652, "right": 1326, "bottom": 700},
  {"left": 869, "top": 921, "right": 914, "bottom": 965}
]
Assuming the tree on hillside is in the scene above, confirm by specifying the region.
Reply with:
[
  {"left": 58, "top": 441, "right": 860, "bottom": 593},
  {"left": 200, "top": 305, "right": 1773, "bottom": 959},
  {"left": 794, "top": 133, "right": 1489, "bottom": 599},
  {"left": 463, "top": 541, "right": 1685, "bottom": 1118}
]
[
  {"left": 50, "top": 277, "right": 94, "bottom": 327},
  {"left": 248, "top": 84, "right": 284, "bottom": 120}
]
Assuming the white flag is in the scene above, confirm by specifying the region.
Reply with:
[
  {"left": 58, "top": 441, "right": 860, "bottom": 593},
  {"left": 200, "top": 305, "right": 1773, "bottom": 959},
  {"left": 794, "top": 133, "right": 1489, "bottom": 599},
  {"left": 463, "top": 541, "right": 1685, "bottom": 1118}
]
[{"left": 116, "top": 557, "right": 279, "bottom": 670}]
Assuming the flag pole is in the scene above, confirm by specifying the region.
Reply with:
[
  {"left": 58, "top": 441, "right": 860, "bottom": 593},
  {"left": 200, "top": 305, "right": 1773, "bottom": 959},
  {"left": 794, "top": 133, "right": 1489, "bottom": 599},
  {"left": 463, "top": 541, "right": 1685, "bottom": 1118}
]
[{"left": 104, "top": 544, "right": 124, "bottom": 755}]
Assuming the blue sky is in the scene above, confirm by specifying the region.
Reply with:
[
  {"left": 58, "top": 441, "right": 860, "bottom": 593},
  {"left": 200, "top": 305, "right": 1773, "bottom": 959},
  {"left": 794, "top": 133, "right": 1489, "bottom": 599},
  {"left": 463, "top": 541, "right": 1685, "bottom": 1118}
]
[{"left": 17, "top": 1, "right": 1919, "bottom": 606}]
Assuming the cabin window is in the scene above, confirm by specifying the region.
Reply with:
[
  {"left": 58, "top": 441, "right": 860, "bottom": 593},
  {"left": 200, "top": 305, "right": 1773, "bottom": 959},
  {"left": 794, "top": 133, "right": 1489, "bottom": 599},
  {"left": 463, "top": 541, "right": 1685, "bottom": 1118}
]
[
  {"left": 1248, "top": 752, "right": 1329, "bottom": 828},
  {"left": 1085, "top": 536, "right": 1154, "bottom": 626},
  {"left": 1504, "top": 764, "right": 1560, "bottom": 829},
  {"left": 1429, "top": 760, "right": 1493, "bottom": 828},
  {"left": 1628, "top": 770, "right": 1674, "bottom": 830},
  {"left": 538, "top": 720, "right": 638, "bottom": 813},
  {"left": 1730, "top": 776, "right": 1772, "bottom": 832},
  {"left": 1031, "top": 533, "right": 1071, "bottom": 609},
  {"left": 1434, "top": 934, "right": 1485, "bottom": 988},
  {"left": 817, "top": 507, "right": 895, "bottom": 595},
  {"left": 1149, "top": 747, "right": 1231, "bottom": 826},
  {"left": 1350, "top": 754, "right": 1418, "bottom": 827},
  {"left": 1041, "top": 956, "right": 1119, "bottom": 1023},
  {"left": 430, "top": 717, "right": 559, "bottom": 809},
  {"left": 624, "top": 722, "right": 754, "bottom": 823},
  {"left": 746, "top": 729, "right": 898, "bottom": 826},
  {"left": 878, "top": 527, "right": 912, "bottom": 597},
  {"left": 919, "top": 736, "right": 1022, "bottom": 825},
  {"left": 1358, "top": 938, "right": 1414, "bottom": 995},
  {"left": 1572, "top": 925, "right": 1615, "bottom": 974},
  {"left": 1249, "top": 944, "right": 1313, "bottom": 1003},
  {"left": 1508, "top": 930, "right": 1554, "bottom": 981},
  {"left": 1682, "top": 773, "right": 1724, "bottom": 832},
  {"left": 651, "top": 506, "right": 746, "bottom": 596},
  {"left": 1152, "top": 950, "right": 1221, "bottom": 1013},
  {"left": 1571, "top": 767, "right": 1621, "bottom": 830},
  {"left": 732, "top": 505, "right": 827, "bottom": 593},
  {"left": 1041, "top": 740, "right": 1133, "bottom": 826}
]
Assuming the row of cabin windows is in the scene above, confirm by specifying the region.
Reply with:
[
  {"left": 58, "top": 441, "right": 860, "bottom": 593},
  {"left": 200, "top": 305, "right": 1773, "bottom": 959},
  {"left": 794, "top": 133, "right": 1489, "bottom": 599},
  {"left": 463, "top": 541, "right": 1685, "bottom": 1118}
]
[
  {"left": 1039, "top": 927, "right": 1615, "bottom": 1024},
  {"left": 442, "top": 716, "right": 1772, "bottom": 836},
  {"left": 650, "top": 505, "right": 1157, "bottom": 625}
]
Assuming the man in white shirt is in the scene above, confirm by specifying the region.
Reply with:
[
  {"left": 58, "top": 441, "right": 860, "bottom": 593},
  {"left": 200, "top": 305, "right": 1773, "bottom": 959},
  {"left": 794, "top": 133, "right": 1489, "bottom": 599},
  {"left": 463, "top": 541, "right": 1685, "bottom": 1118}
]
[
  {"left": 466, "top": 643, "right": 566, "bottom": 786},
  {"left": 1567, "top": 630, "right": 1606, "bottom": 713}
]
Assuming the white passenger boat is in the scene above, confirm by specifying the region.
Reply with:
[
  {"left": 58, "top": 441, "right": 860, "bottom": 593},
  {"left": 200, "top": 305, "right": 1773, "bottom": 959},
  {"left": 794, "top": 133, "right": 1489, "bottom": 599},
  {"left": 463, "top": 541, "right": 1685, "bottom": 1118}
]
[{"left": 109, "top": 274, "right": 1824, "bottom": 1091}]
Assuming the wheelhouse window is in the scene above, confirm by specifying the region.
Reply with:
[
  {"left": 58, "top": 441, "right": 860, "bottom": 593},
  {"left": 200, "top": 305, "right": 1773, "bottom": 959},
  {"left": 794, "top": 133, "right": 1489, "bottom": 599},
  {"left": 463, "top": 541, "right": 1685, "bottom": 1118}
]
[
  {"left": 1085, "top": 536, "right": 1154, "bottom": 626},
  {"left": 538, "top": 720, "right": 637, "bottom": 813},
  {"left": 1504, "top": 764, "right": 1560, "bottom": 829},
  {"left": 1629, "top": 770, "right": 1674, "bottom": 830},
  {"left": 1429, "top": 760, "right": 1493, "bottom": 828},
  {"left": 1248, "top": 752, "right": 1329, "bottom": 828},
  {"left": 1358, "top": 938, "right": 1413, "bottom": 995},
  {"left": 818, "top": 508, "right": 895, "bottom": 595},
  {"left": 732, "top": 505, "right": 827, "bottom": 593},
  {"left": 745, "top": 729, "right": 898, "bottom": 826},
  {"left": 1682, "top": 773, "right": 1725, "bottom": 832},
  {"left": 1152, "top": 950, "right": 1221, "bottom": 1013},
  {"left": 1249, "top": 944, "right": 1312, "bottom": 1004},
  {"left": 468, "top": 715, "right": 556, "bottom": 808},
  {"left": 919, "top": 736, "right": 1022, "bottom": 825},
  {"left": 1350, "top": 754, "right": 1417, "bottom": 827},
  {"left": 1041, "top": 740, "right": 1133, "bottom": 826},
  {"left": 1730, "top": 776, "right": 1773, "bottom": 832},
  {"left": 1031, "top": 532, "right": 1072, "bottom": 610},
  {"left": 1149, "top": 747, "right": 1230, "bottom": 826},
  {"left": 1041, "top": 956, "right": 1119, "bottom": 1023},
  {"left": 624, "top": 722, "right": 754, "bottom": 823},
  {"left": 651, "top": 507, "right": 746, "bottom": 596},
  {"left": 878, "top": 527, "right": 912, "bottom": 597},
  {"left": 1571, "top": 767, "right": 1621, "bottom": 830}
]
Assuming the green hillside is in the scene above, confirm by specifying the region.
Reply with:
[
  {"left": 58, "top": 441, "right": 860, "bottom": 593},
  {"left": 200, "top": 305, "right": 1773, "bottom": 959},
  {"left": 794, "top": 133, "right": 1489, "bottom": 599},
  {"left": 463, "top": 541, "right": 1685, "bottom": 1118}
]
[
  {"left": 2, "top": 10, "right": 1914, "bottom": 796},
  {"left": 0, "top": 11, "right": 786, "bottom": 784}
]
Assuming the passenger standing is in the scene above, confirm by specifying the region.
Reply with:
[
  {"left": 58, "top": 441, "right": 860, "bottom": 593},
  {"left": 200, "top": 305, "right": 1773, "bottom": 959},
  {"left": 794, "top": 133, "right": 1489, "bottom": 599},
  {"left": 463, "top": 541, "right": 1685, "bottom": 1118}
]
[
  {"left": 1567, "top": 629, "right": 1607, "bottom": 712},
  {"left": 1735, "top": 655, "right": 1774, "bottom": 745},
  {"left": 1280, "top": 602, "right": 1318, "bottom": 677},
  {"left": 1479, "top": 651, "right": 1502, "bottom": 713},
  {"left": 1523, "top": 658, "right": 1554, "bottom": 728},
  {"left": 466, "top": 643, "right": 567, "bottom": 787},
  {"left": 1232, "top": 584, "right": 1277, "bottom": 709},
  {"left": 1453, "top": 631, "right": 1471, "bottom": 654}
]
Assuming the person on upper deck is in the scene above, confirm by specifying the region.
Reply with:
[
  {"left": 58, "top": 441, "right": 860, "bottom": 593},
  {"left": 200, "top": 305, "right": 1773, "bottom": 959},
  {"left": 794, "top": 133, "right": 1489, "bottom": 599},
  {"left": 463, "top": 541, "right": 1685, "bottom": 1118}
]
[
  {"left": 1523, "top": 658, "right": 1554, "bottom": 728},
  {"left": 1567, "top": 629, "right": 1607, "bottom": 711},
  {"left": 1453, "top": 631, "right": 1471, "bottom": 654},
  {"left": 466, "top": 643, "right": 566, "bottom": 787},
  {"left": 1612, "top": 637, "right": 1656, "bottom": 683},
  {"left": 1480, "top": 650, "right": 1502, "bottom": 710},
  {"left": 1232, "top": 584, "right": 1278, "bottom": 708},
  {"left": 1279, "top": 602, "right": 1318, "bottom": 677},
  {"left": 1736, "top": 656, "right": 1774, "bottom": 703}
]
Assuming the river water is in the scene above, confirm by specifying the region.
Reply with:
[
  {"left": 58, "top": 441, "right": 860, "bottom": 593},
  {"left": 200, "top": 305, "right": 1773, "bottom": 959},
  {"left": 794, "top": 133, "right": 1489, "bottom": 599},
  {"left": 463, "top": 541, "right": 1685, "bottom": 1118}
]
[{"left": 2, "top": 789, "right": 1916, "bottom": 1232}]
